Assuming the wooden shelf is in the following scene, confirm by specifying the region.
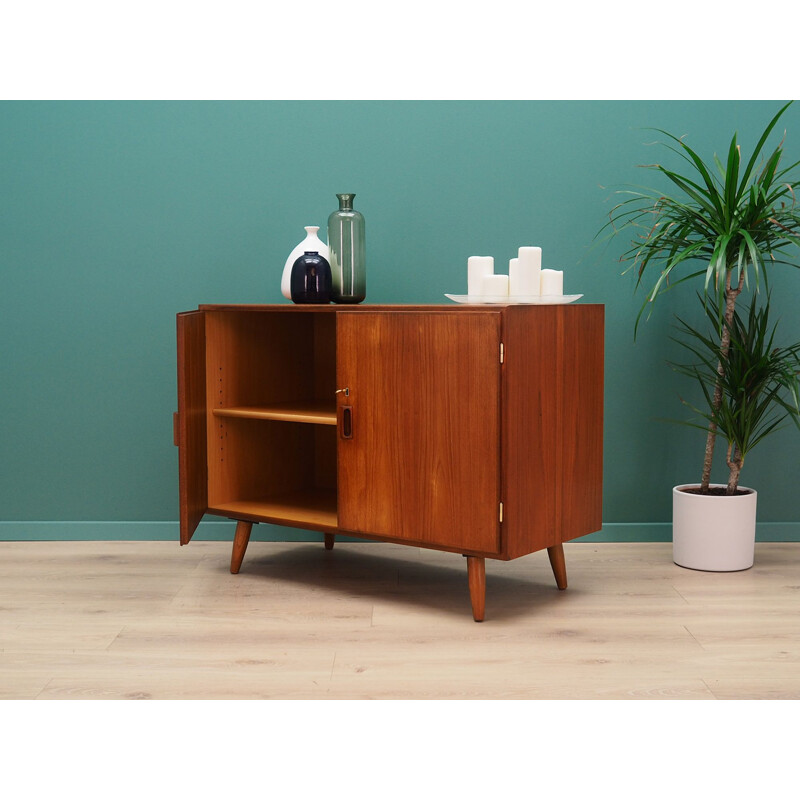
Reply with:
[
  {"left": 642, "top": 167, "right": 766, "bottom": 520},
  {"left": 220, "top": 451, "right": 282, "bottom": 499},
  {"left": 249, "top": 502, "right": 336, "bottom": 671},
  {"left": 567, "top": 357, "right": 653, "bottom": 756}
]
[
  {"left": 212, "top": 402, "right": 337, "bottom": 426},
  {"left": 208, "top": 489, "right": 338, "bottom": 532}
]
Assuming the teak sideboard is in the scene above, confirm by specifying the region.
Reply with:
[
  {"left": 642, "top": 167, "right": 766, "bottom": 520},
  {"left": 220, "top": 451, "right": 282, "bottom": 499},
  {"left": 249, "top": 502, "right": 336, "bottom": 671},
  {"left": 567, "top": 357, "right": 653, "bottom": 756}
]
[{"left": 174, "top": 303, "right": 604, "bottom": 620}]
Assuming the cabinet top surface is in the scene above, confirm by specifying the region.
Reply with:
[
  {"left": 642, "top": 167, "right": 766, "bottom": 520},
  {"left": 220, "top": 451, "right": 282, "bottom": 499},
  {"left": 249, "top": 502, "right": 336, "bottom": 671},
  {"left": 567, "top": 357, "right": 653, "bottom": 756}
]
[{"left": 192, "top": 303, "right": 602, "bottom": 313}]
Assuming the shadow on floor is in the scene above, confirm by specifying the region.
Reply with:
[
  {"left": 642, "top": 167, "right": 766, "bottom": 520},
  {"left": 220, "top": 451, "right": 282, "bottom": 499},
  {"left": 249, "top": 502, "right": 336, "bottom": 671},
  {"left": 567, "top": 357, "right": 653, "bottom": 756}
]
[{"left": 207, "top": 543, "right": 575, "bottom": 622}]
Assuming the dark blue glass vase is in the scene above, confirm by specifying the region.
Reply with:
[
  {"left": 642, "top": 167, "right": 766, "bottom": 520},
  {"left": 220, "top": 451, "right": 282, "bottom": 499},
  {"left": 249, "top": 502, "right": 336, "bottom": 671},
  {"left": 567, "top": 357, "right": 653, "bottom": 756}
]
[{"left": 290, "top": 251, "right": 332, "bottom": 304}]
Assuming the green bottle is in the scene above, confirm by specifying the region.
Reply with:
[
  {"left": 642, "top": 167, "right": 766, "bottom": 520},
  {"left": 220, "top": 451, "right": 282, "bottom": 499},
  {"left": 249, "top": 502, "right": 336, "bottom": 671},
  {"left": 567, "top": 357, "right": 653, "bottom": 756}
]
[{"left": 327, "top": 193, "right": 366, "bottom": 304}]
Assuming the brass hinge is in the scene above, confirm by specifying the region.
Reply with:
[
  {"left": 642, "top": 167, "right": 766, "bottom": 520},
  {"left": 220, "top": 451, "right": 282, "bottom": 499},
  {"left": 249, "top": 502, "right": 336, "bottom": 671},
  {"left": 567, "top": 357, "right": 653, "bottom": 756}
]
[
  {"left": 499, "top": 502, "right": 504, "bottom": 523},
  {"left": 500, "top": 342, "right": 504, "bottom": 364}
]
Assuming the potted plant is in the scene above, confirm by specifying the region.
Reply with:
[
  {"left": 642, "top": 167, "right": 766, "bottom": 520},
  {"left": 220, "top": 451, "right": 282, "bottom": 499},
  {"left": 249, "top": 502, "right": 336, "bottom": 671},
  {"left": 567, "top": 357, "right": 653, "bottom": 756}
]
[
  {"left": 669, "top": 294, "right": 800, "bottom": 570},
  {"left": 599, "top": 101, "right": 800, "bottom": 569}
]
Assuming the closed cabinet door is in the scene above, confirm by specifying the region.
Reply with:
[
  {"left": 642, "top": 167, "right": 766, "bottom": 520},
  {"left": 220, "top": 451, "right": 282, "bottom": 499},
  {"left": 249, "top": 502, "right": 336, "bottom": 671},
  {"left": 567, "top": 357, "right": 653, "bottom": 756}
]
[{"left": 337, "top": 311, "right": 501, "bottom": 554}]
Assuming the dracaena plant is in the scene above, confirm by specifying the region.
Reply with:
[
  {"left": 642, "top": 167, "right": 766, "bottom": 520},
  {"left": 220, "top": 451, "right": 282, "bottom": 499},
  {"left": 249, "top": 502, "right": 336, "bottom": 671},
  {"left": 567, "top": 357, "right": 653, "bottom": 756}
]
[
  {"left": 599, "top": 101, "right": 800, "bottom": 492},
  {"left": 670, "top": 294, "right": 800, "bottom": 494}
]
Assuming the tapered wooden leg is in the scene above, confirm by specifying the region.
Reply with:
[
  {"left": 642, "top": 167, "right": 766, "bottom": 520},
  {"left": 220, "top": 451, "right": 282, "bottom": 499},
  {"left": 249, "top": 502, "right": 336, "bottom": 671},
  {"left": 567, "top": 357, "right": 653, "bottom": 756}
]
[
  {"left": 324, "top": 533, "right": 335, "bottom": 550},
  {"left": 547, "top": 543, "right": 568, "bottom": 590},
  {"left": 230, "top": 520, "right": 253, "bottom": 574},
  {"left": 466, "top": 556, "right": 486, "bottom": 622}
]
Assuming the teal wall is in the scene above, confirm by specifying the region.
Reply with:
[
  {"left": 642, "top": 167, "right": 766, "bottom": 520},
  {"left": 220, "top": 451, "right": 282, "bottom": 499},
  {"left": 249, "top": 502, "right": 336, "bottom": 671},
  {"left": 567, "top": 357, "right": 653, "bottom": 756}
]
[{"left": 2, "top": 100, "right": 799, "bottom": 541}]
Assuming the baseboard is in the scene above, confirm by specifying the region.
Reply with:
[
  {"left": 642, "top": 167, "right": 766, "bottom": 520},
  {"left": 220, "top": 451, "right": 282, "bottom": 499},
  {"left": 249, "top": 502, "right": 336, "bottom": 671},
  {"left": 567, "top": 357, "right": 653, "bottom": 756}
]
[
  {"left": 1, "top": 521, "right": 799, "bottom": 542},
  {"left": 582, "top": 522, "right": 800, "bottom": 542}
]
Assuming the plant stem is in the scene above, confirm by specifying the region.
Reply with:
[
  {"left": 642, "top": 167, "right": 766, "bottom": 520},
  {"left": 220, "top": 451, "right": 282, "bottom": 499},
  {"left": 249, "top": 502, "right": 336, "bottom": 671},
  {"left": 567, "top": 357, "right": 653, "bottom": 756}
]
[
  {"left": 700, "top": 267, "right": 745, "bottom": 492},
  {"left": 726, "top": 440, "right": 743, "bottom": 495}
]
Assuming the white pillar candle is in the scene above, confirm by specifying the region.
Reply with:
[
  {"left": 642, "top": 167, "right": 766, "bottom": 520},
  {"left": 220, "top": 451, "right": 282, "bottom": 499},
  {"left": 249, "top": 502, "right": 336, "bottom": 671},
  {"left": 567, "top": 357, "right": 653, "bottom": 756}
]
[
  {"left": 540, "top": 268, "right": 564, "bottom": 296},
  {"left": 468, "top": 256, "right": 494, "bottom": 295},
  {"left": 482, "top": 274, "right": 509, "bottom": 296},
  {"left": 514, "top": 246, "right": 542, "bottom": 296}
]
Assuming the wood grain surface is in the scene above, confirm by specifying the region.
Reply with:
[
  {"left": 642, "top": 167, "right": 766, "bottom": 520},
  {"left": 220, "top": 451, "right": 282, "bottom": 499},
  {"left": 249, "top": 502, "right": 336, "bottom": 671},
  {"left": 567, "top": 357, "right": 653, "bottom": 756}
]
[
  {"left": 178, "top": 305, "right": 604, "bottom": 573},
  {"left": 3, "top": 540, "right": 799, "bottom": 700},
  {"left": 559, "top": 304, "right": 604, "bottom": 542},
  {"left": 212, "top": 402, "right": 337, "bottom": 425},
  {"left": 176, "top": 311, "right": 208, "bottom": 544},
  {"left": 336, "top": 310, "right": 501, "bottom": 553},
  {"left": 502, "top": 305, "right": 604, "bottom": 557}
]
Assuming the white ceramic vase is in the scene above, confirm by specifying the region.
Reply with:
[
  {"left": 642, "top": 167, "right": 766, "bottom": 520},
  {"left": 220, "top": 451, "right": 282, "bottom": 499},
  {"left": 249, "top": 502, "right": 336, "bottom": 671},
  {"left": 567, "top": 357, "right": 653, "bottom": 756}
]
[
  {"left": 281, "top": 226, "right": 330, "bottom": 300},
  {"left": 672, "top": 484, "right": 757, "bottom": 572}
]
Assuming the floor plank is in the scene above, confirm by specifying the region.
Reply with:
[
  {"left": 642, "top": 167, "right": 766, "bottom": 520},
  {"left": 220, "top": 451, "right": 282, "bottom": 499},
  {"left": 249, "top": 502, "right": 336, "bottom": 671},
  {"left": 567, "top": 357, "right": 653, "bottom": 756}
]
[{"left": 1, "top": 540, "right": 798, "bottom": 699}]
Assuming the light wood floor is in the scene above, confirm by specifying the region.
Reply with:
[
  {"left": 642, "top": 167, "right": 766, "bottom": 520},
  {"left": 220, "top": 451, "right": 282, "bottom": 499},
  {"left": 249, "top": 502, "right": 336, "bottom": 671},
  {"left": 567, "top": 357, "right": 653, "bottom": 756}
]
[{"left": 1, "top": 540, "right": 798, "bottom": 699}]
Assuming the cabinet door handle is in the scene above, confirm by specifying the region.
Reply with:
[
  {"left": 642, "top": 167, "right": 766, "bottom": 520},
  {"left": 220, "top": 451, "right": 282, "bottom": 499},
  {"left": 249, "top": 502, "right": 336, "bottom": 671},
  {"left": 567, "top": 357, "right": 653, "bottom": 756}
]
[{"left": 340, "top": 405, "right": 353, "bottom": 439}]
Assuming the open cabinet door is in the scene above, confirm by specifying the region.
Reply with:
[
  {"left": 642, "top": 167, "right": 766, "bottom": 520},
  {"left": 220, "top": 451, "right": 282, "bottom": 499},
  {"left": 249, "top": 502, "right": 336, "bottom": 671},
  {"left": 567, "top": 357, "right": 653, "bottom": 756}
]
[{"left": 176, "top": 310, "right": 207, "bottom": 544}]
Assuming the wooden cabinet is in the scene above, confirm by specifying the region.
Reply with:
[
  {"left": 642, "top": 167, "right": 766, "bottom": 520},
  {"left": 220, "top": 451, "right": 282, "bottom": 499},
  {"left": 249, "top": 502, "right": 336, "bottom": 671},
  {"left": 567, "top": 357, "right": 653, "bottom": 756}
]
[{"left": 175, "top": 304, "right": 604, "bottom": 620}]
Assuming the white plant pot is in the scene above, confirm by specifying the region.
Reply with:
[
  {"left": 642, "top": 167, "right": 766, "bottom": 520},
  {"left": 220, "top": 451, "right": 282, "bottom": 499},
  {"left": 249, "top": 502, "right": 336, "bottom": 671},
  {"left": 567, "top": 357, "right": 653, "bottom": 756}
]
[{"left": 672, "top": 484, "right": 757, "bottom": 572}]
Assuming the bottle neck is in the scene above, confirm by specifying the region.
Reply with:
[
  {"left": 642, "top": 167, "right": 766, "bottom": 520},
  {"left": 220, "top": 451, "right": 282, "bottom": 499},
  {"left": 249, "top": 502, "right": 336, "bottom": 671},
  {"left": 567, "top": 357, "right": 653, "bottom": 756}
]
[{"left": 337, "top": 194, "right": 355, "bottom": 211}]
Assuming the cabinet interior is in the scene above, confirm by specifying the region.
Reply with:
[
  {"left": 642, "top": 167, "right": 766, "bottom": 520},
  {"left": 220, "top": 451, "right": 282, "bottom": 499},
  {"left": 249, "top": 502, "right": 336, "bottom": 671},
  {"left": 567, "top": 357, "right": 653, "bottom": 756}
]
[{"left": 204, "top": 310, "right": 338, "bottom": 530}]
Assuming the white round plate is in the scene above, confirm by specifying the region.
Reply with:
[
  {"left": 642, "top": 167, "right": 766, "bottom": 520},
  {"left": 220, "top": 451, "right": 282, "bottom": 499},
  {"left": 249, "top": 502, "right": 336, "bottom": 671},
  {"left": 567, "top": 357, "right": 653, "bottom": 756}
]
[{"left": 444, "top": 293, "right": 583, "bottom": 305}]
